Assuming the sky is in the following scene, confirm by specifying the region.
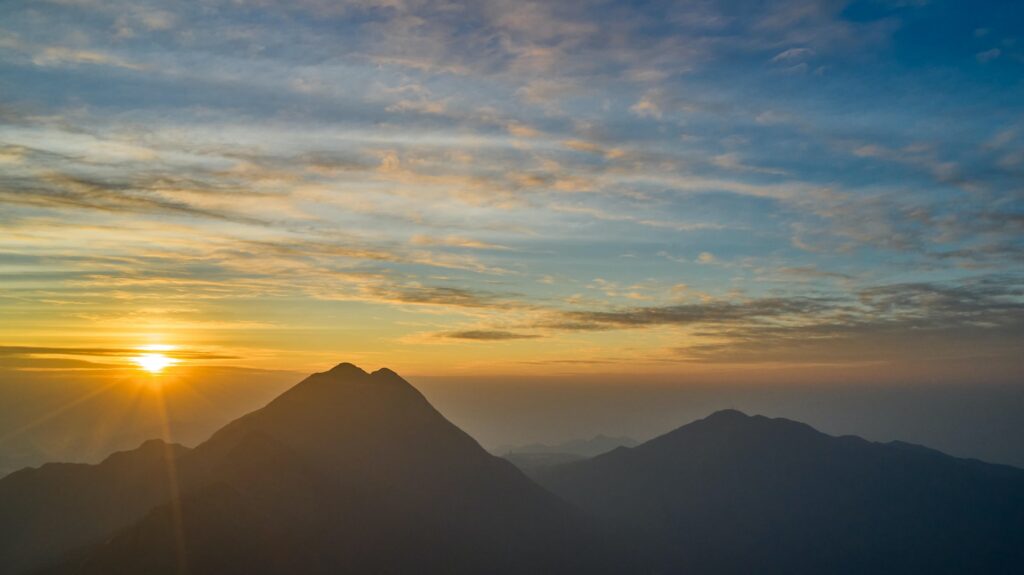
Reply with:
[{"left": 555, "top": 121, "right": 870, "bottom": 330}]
[{"left": 1, "top": 0, "right": 1023, "bottom": 384}]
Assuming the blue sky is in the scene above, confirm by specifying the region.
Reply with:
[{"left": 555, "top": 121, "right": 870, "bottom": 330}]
[{"left": 0, "top": 0, "right": 1022, "bottom": 378}]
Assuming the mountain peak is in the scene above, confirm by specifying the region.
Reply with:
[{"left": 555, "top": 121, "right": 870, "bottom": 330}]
[
  {"left": 324, "top": 362, "right": 368, "bottom": 377},
  {"left": 636, "top": 409, "right": 821, "bottom": 455},
  {"left": 704, "top": 408, "right": 750, "bottom": 421},
  {"left": 245, "top": 362, "right": 426, "bottom": 433},
  {"left": 100, "top": 438, "right": 188, "bottom": 466},
  {"left": 694, "top": 410, "right": 818, "bottom": 436},
  {"left": 370, "top": 367, "right": 407, "bottom": 383}
]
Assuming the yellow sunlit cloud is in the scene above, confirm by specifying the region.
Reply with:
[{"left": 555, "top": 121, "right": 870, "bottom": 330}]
[{"left": 139, "top": 344, "right": 175, "bottom": 351}]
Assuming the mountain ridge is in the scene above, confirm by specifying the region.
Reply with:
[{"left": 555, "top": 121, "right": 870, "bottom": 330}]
[
  {"left": 537, "top": 407, "right": 1024, "bottom": 575},
  {"left": 4, "top": 367, "right": 1022, "bottom": 574}
]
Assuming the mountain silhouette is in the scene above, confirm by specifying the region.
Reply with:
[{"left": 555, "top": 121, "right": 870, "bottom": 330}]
[
  {"left": 536, "top": 409, "right": 1024, "bottom": 575},
  {"left": 0, "top": 363, "right": 633, "bottom": 575},
  {"left": 6, "top": 373, "right": 1023, "bottom": 575}
]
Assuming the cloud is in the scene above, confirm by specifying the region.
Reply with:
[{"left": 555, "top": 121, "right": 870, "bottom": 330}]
[
  {"left": 0, "top": 173, "right": 268, "bottom": 225},
  {"left": 535, "top": 275, "right": 1024, "bottom": 364},
  {"left": 543, "top": 296, "right": 837, "bottom": 331},
  {"left": 697, "top": 252, "right": 716, "bottom": 264},
  {"left": 771, "top": 47, "right": 814, "bottom": 63},
  {"left": 711, "top": 153, "right": 786, "bottom": 175},
  {"left": 366, "top": 285, "right": 513, "bottom": 309},
  {"left": 439, "top": 330, "right": 540, "bottom": 341},
  {"left": 0, "top": 145, "right": 26, "bottom": 165},
  {"left": 629, "top": 92, "right": 663, "bottom": 119},
  {"left": 506, "top": 123, "right": 542, "bottom": 138},
  {"left": 976, "top": 48, "right": 1002, "bottom": 63},
  {"left": 562, "top": 139, "right": 604, "bottom": 154},
  {"left": 31, "top": 47, "right": 144, "bottom": 70},
  {"left": 778, "top": 266, "right": 852, "bottom": 281},
  {"left": 386, "top": 98, "right": 448, "bottom": 115},
  {"left": 409, "top": 235, "right": 509, "bottom": 250},
  {"left": 754, "top": 110, "right": 791, "bottom": 125},
  {"left": 0, "top": 345, "right": 237, "bottom": 362}
]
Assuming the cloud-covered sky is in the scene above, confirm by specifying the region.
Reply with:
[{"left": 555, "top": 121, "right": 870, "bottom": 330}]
[{"left": 1, "top": 0, "right": 1022, "bottom": 380}]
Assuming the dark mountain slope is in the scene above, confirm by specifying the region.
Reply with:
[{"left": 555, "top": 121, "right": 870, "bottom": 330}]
[
  {"left": 537, "top": 409, "right": 1024, "bottom": 575},
  {"left": 7, "top": 363, "right": 635, "bottom": 575}
]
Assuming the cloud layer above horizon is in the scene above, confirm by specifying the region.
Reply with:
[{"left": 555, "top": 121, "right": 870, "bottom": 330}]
[{"left": 1, "top": 0, "right": 1022, "bottom": 379}]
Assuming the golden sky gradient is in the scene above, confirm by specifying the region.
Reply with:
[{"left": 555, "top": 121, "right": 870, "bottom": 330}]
[{"left": 1, "top": 0, "right": 1022, "bottom": 383}]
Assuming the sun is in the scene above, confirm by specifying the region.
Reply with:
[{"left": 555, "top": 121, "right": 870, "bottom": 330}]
[
  {"left": 134, "top": 353, "right": 176, "bottom": 373},
  {"left": 133, "top": 345, "right": 179, "bottom": 374}
]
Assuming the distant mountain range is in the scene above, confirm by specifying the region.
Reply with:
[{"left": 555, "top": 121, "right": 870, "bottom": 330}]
[
  {"left": 499, "top": 434, "right": 639, "bottom": 457},
  {"left": 1, "top": 364, "right": 1022, "bottom": 574},
  {"left": 498, "top": 434, "right": 638, "bottom": 473}
]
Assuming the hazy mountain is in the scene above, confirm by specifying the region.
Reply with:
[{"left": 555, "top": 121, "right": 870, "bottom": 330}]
[
  {"left": 500, "top": 434, "right": 639, "bottom": 458},
  {"left": 0, "top": 451, "right": 43, "bottom": 481},
  {"left": 499, "top": 435, "right": 638, "bottom": 474},
  {"left": 0, "top": 439, "right": 191, "bottom": 575},
  {"left": 501, "top": 451, "right": 585, "bottom": 474},
  {"left": 537, "top": 409, "right": 1024, "bottom": 575},
  {"left": 1, "top": 363, "right": 634, "bottom": 575}
]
